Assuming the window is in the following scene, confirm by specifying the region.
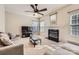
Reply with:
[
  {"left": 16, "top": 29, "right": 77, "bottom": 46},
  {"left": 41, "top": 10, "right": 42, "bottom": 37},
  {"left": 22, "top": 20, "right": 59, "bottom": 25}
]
[
  {"left": 40, "top": 21, "right": 45, "bottom": 32},
  {"left": 50, "top": 14, "right": 56, "bottom": 21},
  {"left": 70, "top": 12, "right": 79, "bottom": 36},
  {"left": 50, "top": 13, "right": 57, "bottom": 25},
  {"left": 32, "top": 21, "right": 39, "bottom": 33}
]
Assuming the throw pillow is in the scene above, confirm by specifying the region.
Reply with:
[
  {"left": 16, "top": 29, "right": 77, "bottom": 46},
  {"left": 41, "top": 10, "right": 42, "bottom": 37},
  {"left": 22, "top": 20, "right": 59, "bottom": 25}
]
[
  {"left": 0, "top": 33, "right": 14, "bottom": 46},
  {"left": 0, "top": 38, "right": 14, "bottom": 46}
]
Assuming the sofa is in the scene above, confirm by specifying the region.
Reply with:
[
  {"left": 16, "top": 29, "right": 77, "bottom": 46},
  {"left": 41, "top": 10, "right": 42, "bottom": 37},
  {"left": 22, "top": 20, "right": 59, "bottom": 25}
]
[
  {"left": 0, "top": 44, "right": 24, "bottom": 55},
  {"left": 42, "top": 40, "right": 79, "bottom": 55},
  {"left": 0, "top": 32, "right": 24, "bottom": 55}
]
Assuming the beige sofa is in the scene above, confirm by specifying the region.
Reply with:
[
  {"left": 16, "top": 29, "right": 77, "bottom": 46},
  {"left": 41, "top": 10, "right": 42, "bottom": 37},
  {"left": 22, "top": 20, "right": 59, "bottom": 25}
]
[
  {"left": 0, "top": 32, "right": 24, "bottom": 55},
  {"left": 0, "top": 44, "right": 24, "bottom": 55},
  {"left": 43, "top": 41, "right": 79, "bottom": 55}
]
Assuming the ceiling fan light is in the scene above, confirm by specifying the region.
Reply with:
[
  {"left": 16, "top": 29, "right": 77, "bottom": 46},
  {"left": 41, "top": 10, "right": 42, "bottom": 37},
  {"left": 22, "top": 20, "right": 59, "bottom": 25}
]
[
  {"left": 33, "top": 13, "right": 35, "bottom": 16},
  {"left": 33, "top": 13, "right": 38, "bottom": 16}
]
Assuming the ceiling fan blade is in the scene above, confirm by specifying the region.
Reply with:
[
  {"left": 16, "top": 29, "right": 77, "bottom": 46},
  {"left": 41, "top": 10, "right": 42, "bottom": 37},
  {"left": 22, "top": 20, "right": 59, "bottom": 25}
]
[
  {"left": 25, "top": 11, "right": 33, "bottom": 12},
  {"left": 37, "top": 12, "right": 44, "bottom": 15},
  {"left": 30, "top": 4, "right": 35, "bottom": 10},
  {"left": 38, "top": 8, "right": 47, "bottom": 12},
  {"left": 35, "top": 4, "right": 38, "bottom": 10}
]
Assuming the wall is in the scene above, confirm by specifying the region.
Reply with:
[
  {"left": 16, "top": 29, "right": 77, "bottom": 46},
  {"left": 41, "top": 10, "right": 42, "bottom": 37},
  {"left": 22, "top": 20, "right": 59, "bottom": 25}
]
[
  {"left": 0, "top": 5, "right": 5, "bottom": 32},
  {"left": 41, "top": 4, "right": 79, "bottom": 42},
  {"left": 5, "top": 12, "right": 36, "bottom": 35},
  {"left": 40, "top": 15, "right": 50, "bottom": 37}
]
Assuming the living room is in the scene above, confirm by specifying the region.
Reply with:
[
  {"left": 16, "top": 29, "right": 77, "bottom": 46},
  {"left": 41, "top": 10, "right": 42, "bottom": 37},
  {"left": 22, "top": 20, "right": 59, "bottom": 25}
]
[{"left": 0, "top": 4, "right": 79, "bottom": 55}]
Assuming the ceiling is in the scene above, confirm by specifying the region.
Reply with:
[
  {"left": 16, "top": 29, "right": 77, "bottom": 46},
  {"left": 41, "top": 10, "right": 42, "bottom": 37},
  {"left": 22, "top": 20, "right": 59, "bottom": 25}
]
[{"left": 5, "top": 4, "right": 67, "bottom": 18}]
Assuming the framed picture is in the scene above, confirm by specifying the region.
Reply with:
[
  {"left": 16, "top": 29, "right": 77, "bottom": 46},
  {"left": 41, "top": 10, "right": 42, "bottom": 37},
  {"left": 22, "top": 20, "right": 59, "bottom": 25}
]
[{"left": 50, "top": 13, "right": 57, "bottom": 25}]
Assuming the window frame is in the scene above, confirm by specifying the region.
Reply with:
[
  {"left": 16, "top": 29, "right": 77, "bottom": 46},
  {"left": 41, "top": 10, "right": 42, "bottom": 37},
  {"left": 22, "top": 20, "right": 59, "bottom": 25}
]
[
  {"left": 69, "top": 11, "right": 79, "bottom": 37},
  {"left": 49, "top": 13, "right": 57, "bottom": 26}
]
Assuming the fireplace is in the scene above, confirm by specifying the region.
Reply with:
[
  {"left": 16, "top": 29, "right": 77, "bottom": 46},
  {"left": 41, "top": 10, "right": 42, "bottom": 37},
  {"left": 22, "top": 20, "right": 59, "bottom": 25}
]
[{"left": 48, "top": 29, "right": 59, "bottom": 42}]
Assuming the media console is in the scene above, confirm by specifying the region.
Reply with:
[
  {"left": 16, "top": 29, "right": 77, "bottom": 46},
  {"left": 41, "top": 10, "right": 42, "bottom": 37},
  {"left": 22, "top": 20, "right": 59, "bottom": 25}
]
[{"left": 21, "top": 26, "right": 32, "bottom": 38}]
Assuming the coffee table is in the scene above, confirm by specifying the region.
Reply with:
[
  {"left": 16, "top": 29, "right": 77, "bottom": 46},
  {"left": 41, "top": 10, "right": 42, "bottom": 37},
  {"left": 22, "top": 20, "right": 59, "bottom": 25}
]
[{"left": 29, "top": 35, "right": 41, "bottom": 47}]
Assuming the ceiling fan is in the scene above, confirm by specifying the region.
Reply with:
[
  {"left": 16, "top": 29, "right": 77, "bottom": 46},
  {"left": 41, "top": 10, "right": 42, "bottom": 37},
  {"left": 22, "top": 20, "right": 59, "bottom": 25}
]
[{"left": 25, "top": 4, "right": 47, "bottom": 16}]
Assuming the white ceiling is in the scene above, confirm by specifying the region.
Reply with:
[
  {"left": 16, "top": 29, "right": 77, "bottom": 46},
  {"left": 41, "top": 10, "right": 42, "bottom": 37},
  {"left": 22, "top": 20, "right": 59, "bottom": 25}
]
[{"left": 5, "top": 4, "right": 67, "bottom": 18}]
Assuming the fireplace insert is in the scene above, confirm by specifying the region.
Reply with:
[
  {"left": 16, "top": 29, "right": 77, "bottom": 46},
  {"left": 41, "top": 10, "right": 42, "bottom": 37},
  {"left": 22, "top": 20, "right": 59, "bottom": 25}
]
[{"left": 48, "top": 29, "right": 59, "bottom": 42}]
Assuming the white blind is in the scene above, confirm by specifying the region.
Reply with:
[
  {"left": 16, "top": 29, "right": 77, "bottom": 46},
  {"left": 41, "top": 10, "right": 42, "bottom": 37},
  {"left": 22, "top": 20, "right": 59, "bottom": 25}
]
[{"left": 69, "top": 10, "right": 79, "bottom": 36}]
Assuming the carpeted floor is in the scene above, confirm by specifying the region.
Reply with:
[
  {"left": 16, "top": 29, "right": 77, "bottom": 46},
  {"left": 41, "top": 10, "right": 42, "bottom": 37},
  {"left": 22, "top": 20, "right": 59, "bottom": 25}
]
[{"left": 13, "top": 35, "right": 63, "bottom": 55}]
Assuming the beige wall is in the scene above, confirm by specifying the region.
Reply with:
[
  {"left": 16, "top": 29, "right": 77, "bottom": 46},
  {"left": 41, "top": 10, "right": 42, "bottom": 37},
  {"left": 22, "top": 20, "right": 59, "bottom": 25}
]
[
  {"left": 41, "top": 15, "right": 50, "bottom": 37},
  {"left": 0, "top": 5, "right": 5, "bottom": 32},
  {"left": 5, "top": 12, "right": 35, "bottom": 35},
  {"left": 41, "top": 4, "right": 79, "bottom": 42}
]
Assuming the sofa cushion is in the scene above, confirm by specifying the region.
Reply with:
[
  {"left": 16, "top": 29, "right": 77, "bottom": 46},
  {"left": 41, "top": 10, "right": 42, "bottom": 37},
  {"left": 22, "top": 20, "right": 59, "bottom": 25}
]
[
  {"left": 0, "top": 33, "right": 14, "bottom": 46},
  {"left": 60, "top": 43, "right": 79, "bottom": 54}
]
